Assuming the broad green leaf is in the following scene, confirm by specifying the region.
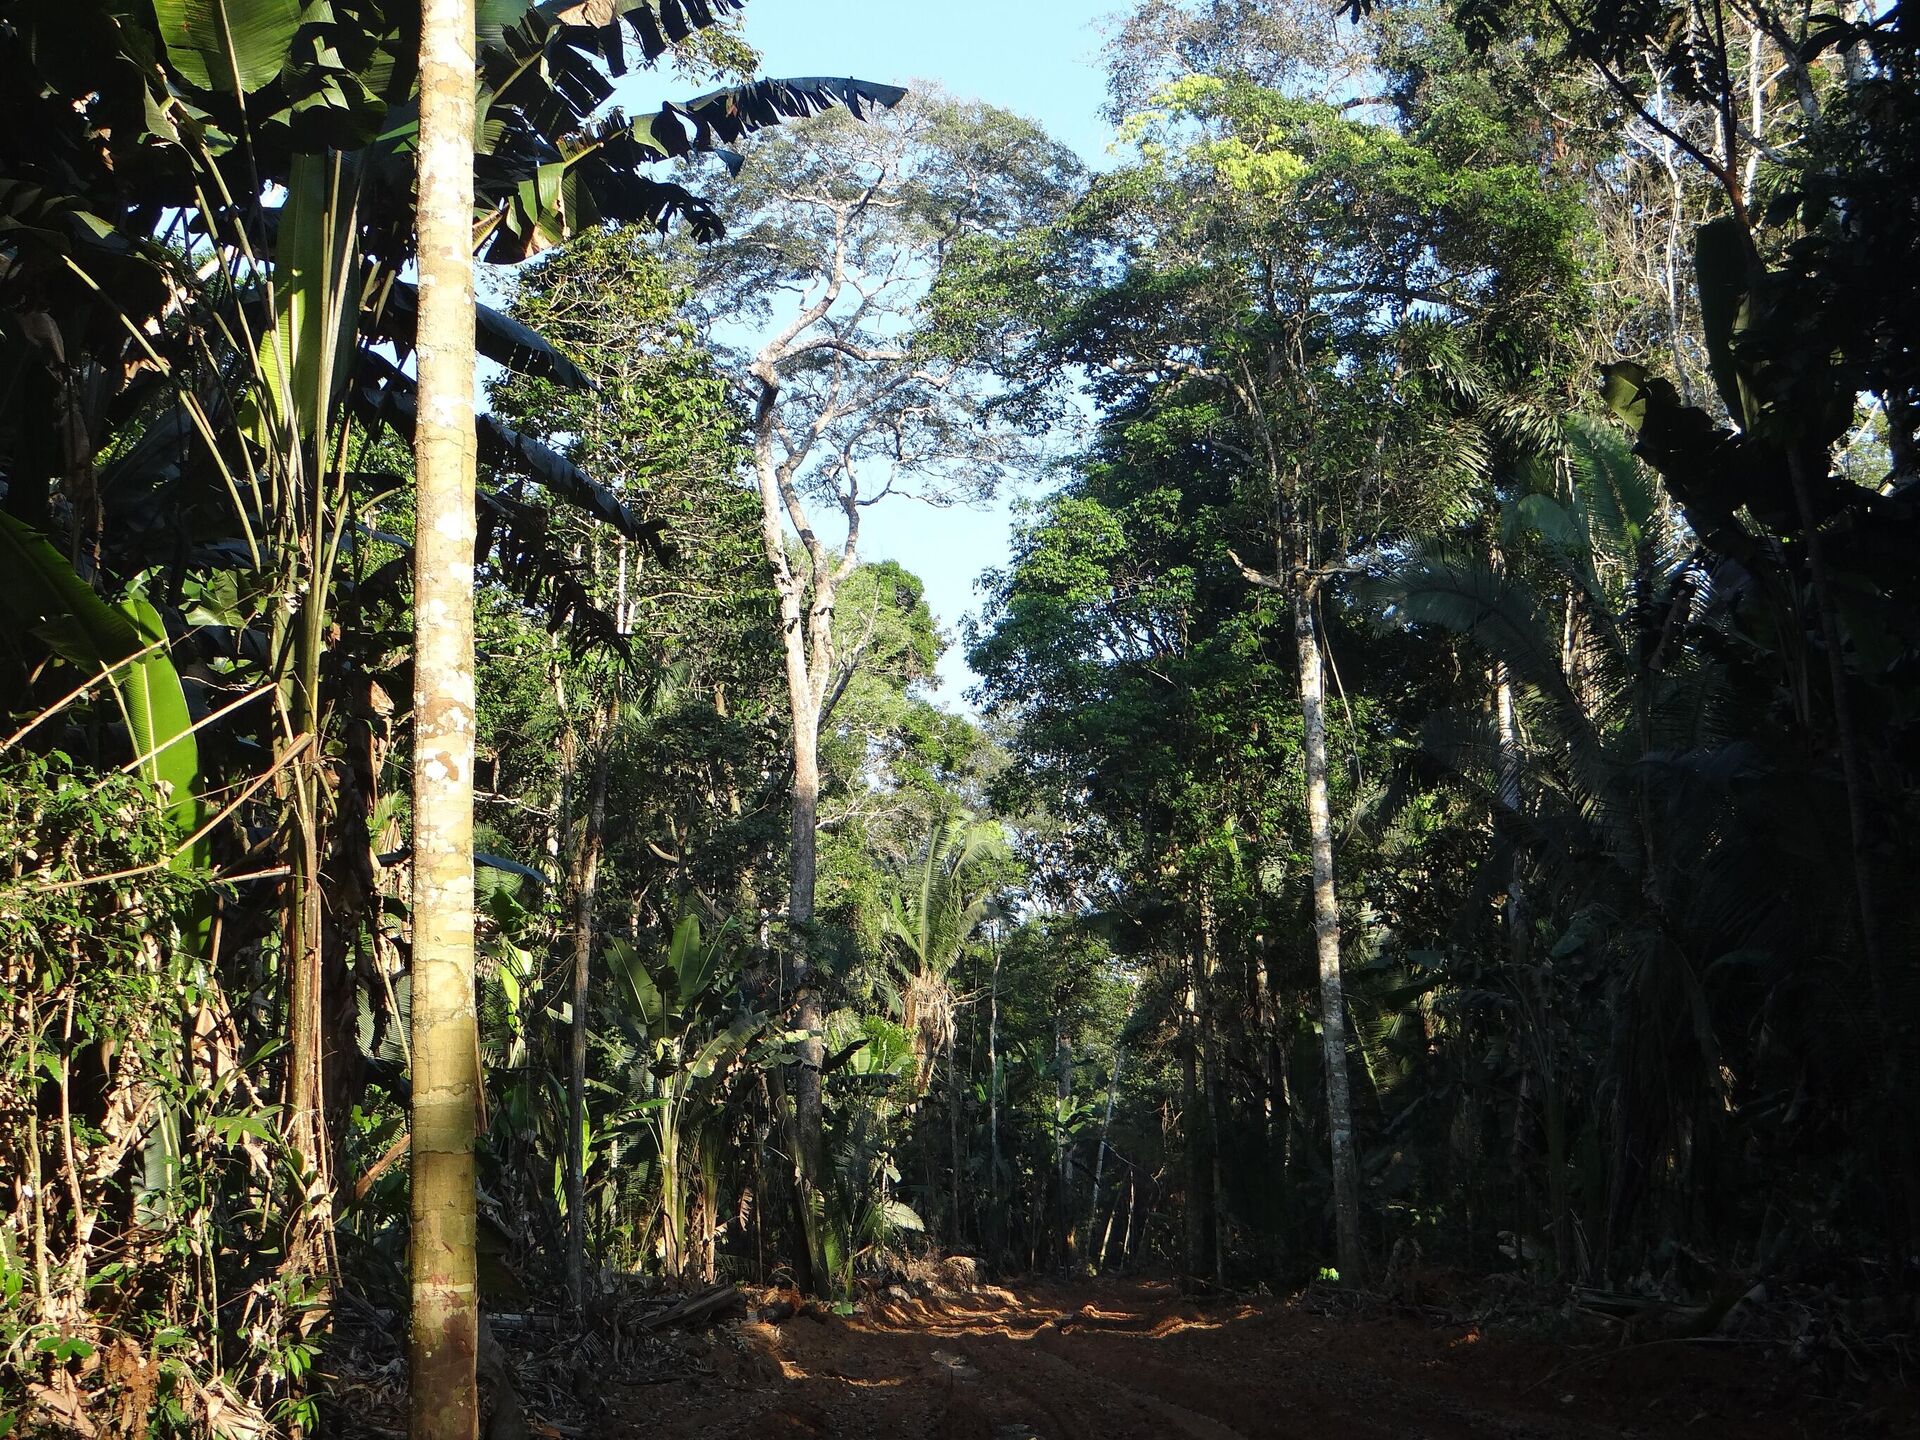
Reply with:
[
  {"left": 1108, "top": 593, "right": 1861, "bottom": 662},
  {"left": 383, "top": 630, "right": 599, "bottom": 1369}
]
[
  {"left": 1510, "top": 492, "right": 1582, "bottom": 557},
  {"left": 670, "top": 912, "right": 730, "bottom": 1003},
  {"left": 151, "top": 0, "right": 304, "bottom": 95},
  {"left": 606, "top": 935, "right": 664, "bottom": 1028},
  {"left": 1693, "top": 217, "right": 1752, "bottom": 429},
  {"left": 667, "top": 912, "right": 701, "bottom": 1001},
  {"left": 120, "top": 596, "right": 205, "bottom": 852},
  {"left": 378, "top": 280, "right": 593, "bottom": 388},
  {"left": 0, "top": 515, "right": 203, "bottom": 860},
  {"left": 250, "top": 151, "right": 363, "bottom": 450},
  {"left": 879, "top": 1199, "right": 924, "bottom": 1233},
  {"left": 1598, "top": 361, "right": 1651, "bottom": 432},
  {"left": 477, "top": 850, "right": 545, "bottom": 894},
  {"left": 685, "top": 1018, "right": 757, "bottom": 1083}
]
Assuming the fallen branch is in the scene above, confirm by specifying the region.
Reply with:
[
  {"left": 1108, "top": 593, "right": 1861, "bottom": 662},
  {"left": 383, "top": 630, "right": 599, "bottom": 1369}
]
[
  {"left": 637, "top": 1284, "right": 745, "bottom": 1331},
  {"left": 351, "top": 1132, "right": 411, "bottom": 1203}
]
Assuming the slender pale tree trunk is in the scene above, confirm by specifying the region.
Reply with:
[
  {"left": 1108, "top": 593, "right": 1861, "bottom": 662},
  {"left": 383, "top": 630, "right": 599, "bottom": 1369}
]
[
  {"left": 947, "top": 1027, "right": 965, "bottom": 1245},
  {"left": 1096, "top": 1182, "right": 1121, "bottom": 1271},
  {"left": 1294, "top": 587, "right": 1363, "bottom": 1282},
  {"left": 566, "top": 541, "right": 632, "bottom": 1307},
  {"left": 1181, "top": 984, "right": 1207, "bottom": 1285},
  {"left": 782, "top": 638, "right": 829, "bottom": 1288},
  {"left": 1087, "top": 1051, "right": 1121, "bottom": 1246},
  {"left": 1493, "top": 660, "right": 1526, "bottom": 963},
  {"left": 409, "top": 0, "right": 478, "bottom": 1429},
  {"left": 286, "top": 781, "right": 327, "bottom": 1178},
  {"left": 1055, "top": 1018, "right": 1074, "bottom": 1267},
  {"left": 986, "top": 931, "right": 1002, "bottom": 1261},
  {"left": 1198, "top": 886, "right": 1229, "bottom": 1288},
  {"left": 751, "top": 389, "right": 847, "bottom": 1289},
  {"left": 742, "top": 221, "right": 896, "bottom": 1290}
]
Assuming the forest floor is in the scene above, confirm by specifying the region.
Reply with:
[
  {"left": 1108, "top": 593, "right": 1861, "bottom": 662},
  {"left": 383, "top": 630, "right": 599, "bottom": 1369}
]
[{"left": 595, "top": 1276, "right": 1911, "bottom": 1440}]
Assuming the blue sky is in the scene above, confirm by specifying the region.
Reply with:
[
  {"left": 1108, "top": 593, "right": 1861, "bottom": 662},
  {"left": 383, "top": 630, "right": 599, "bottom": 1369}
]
[{"left": 730, "top": 0, "right": 1120, "bottom": 704}]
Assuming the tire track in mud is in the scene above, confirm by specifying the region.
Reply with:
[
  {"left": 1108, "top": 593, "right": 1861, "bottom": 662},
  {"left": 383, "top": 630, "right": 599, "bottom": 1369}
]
[
  {"left": 843, "top": 1286, "right": 1263, "bottom": 1440},
  {"left": 615, "top": 1278, "right": 1839, "bottom": 1440},
  {"left": 986, "top": 1339, "right": 1249, "bottom": 1440}
]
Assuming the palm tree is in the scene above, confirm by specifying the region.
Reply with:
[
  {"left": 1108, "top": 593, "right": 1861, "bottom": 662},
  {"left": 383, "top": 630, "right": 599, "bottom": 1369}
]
[
  {"left": 881, "top": 807, "right": 1007, "bottom": 1240},
  {"left": 1368, "top": 417, "right": 1784, "bottom": 1269}
]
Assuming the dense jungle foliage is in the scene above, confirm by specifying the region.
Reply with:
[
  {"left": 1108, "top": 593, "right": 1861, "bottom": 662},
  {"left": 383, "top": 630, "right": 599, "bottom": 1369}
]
[{"left": 1, "top": 0, "right": 1916, "bottom": 1433}]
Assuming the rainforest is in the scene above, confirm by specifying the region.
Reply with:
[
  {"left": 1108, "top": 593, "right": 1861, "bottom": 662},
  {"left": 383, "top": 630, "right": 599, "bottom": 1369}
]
[{"left": 1, "top": 0, "right": 1917, "bottom": 1436}]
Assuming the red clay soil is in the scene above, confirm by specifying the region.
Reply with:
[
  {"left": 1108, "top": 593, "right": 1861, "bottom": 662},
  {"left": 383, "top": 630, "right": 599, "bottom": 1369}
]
[{"left": 603, "top": 1278, "right": 1905, "bottom": 1440}]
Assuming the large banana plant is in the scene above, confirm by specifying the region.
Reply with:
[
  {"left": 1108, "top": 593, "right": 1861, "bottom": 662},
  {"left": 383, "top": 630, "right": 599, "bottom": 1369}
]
[
  {"left": 0, "top": 515, "right": 206, "bottom": 864},
  {"left": 5, "top": 0, "right": 908, "bottom": 603},
  {"left": 604, "top": 913, "right": 761, "bottom": 1276},
  {"left": 3, "top": 0, "right": 906, "bottom": 1182}
]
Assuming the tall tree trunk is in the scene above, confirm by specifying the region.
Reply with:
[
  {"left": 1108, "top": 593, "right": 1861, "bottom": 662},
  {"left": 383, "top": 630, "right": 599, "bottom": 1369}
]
[
  {"left": 947, "top": 1026, "right": 965, "bottom": 1245},
  {"left": 284, "top": 562, "right": 331, "bottom": 1215},
  {"left": 1181, "top": 992, "right": 1208, "bottom": 1286},
  {"left": 1096, "top": 1177, "right": 1122, "bottom": 1272},
  {"left": 409, "top": 0, "right": 478, "bottom": 1429},
  {"left": 987, "top": 941, "right": 1001, "bottom": 1166},
  {"left": 1087, "top": 1051, "right": 1122, "bottom": 1248},
  {"left": 749, "top": 314, "right": 865, "bottom": 1292},
  {"left": 1295, "top": 588, "right": 1363, "bottom": 1282},
  {"left": 751, "top": 408, "right": 840, "bottom": 1293},
  {"left": 566, "top": 712, "right": 611, "bottom": 1316},
  {"left": 1198, "top": 888, "right": 1227, "bottom": 1289},
  {"left": 1493, "top": 660, "right": 1526, "bottom": 964},
  {"left": 1055, "top": 1018, "right": 1074, "bottom": 1268},
  {"left": 286, "top": 764, "right": 326, "bottom": 1181},
  {"left": 784, "top": 655, "right": 828, "bottom": 1290},
  {"left": 1260, "top": 933, "right": 1294, "bottom": 1210}
]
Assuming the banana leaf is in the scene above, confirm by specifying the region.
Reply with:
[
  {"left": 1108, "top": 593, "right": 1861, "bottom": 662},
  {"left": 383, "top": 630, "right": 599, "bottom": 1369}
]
[
  {"left": 150, "top": 0, "right": 303, "bottom": 96},
  {"left": 377, "top": 281, "right": 592, "bottom": 389},
  {"left": 606, "top": 935, "right": 665, "bottom": 1029},
  {"left": 0, "top": 514, "right": 205, "bottom": 863}
]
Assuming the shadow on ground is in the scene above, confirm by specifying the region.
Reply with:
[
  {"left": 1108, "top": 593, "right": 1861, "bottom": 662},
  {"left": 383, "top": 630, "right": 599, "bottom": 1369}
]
[{"left": 605, "top": 1277, "right": 1898, "bottom": 1440}]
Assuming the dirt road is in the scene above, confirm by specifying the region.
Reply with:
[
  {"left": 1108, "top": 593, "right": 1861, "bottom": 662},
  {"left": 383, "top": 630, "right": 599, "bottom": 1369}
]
[{"left": 606, "top": 1278, "right": 1885, "bottom": 1440}]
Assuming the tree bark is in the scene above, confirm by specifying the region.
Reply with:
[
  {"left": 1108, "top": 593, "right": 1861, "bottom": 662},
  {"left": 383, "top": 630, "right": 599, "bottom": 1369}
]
[
  {"left": 1055, "top": 1018, "right": 1074, "bottom": 1268},
  {"left": 1096, "top": 1177, "right": 1122, "bottom": 1272},
  {"left": 784, "top": 662, "right": 828, "bottom": 1289},
  {"left": 409, "top": 0, "right": 479, "bottom": 1429},
  {"left": 1199, "top": 891, "right": 1227, "bottom": 1290},
  {"left": 286, "top": 763, "right": 326, "bottom": 1181},
  {"left": 1295, "top": 588, "right": 1363, "bottom": 1282},
  {"left": 739, "top": 189, "right": 915, "bottom": 1291},
  {"left": 751, "top": 378, "right": 849, "bottom": 1292},
  {"left": 1493, "top": 660, "right": 1529, "bottom": 964},
  {"left": 986, "top": 930, "right": 1002, "bottom": 1262},
  {"left": 285, "top": 539, "right": 332, "bottom": 1209},
  {"left": 1181, "top": 987, "right": 1208, "bottom": 1286},
  {"left": 1088, "top": 1051, "right": 1122, "bottom": 1250},
  {"left": 947, "top": 1026, "right": 965, "bottom": 1245}
]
